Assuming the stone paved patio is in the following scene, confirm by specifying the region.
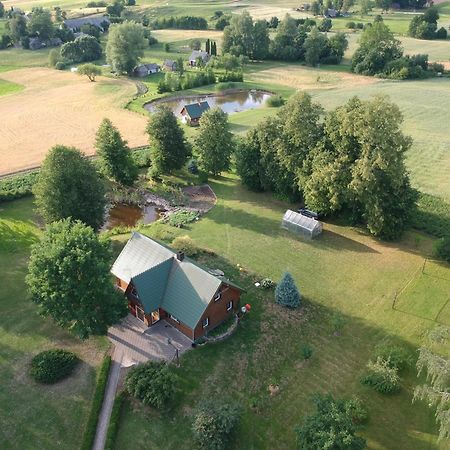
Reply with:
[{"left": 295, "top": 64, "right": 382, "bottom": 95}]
[{"left": 107, "top": 314, "right": 193, "bottom": 366}]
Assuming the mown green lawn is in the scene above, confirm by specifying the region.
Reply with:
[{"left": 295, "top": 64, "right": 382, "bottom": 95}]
[
  {"left": 0, "top": 78, "right": 24, "bottom": 96},
  {"left": 113, "top": 173, "right": 449, "bottom": 450},
  {"left": 0, "top": 198, "right": 108, "bottom": 450}
]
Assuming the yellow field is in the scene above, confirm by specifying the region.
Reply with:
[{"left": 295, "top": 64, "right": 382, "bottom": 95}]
[{"left": 0, "top": 68, "right": 148, "bottom": 175}]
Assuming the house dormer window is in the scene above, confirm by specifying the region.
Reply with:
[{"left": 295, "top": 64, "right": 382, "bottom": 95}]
[{"left": 202, "top": 317, "right": 209, "bottom": 328}]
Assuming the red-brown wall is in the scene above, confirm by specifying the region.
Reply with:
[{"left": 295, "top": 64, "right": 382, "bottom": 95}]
[{"left": 193, "top": 284, "right": 241, "bottom": 340}]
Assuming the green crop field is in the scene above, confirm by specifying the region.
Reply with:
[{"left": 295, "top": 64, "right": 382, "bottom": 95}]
[
  {"left": 0, "top": 198, "right": 108, "bottom": 450},
  {"left": 111, "top": 172, "right": 449, "bottom": 450}
]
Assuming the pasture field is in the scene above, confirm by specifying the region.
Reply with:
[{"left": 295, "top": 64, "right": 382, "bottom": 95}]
[
  {"left": 112, "top": 172, "right": 449, "bottom": 450},
  {"left": 0, "top": 198, "right": 108, "bottom": 450},
  {"left": 0, "top": 68, "right": 148, "bottom": 175}
]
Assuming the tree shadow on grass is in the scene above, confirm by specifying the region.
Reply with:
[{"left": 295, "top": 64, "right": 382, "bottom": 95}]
[{"left": 0, "top": 219, "right": 39, "bottom": 252}]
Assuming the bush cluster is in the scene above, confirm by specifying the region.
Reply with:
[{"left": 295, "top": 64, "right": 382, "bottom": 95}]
[
  {"left": 192, "top": 399, "right": 241, "bottom": 450},
  {"left": 216, "top": 71, "right": 243, "bottom": 82},
  {"left": 266, "top": 95, "right": 285, "bottom": 108},
  {"left": 125, "top": 361, "right": 176, "bottom": 408},
  {"left": 171, "top": 235, "right": 200, "bottom": 257},
  {"left": 81, "top": 355, "right": 112, "bottom": 450},
  {"left": 261, "top": 277, "right": 275, "bottom": 289},
  {"left": 30, "top": 349, "right": 78, "bottom": 384},
  {"left": 361, "top": 357, "right": 401, "bottom": 394},
  {"left": 151, "top": 16, "right": 208, "bottom": 30},
  {"left": 434, "top": 237, "right": 450, "bottom": 263},
  {"left": 167, "top": 210, "right": 199, "bottom": 228},
  {"left": 412, "top": 193, "right": 450, "bottom": 238},
  {"left": 0, "top": 171, "right": 39, "bottom": 202},
  {"left": 157, "top": 70, "right": 216, "bottom": 93}
]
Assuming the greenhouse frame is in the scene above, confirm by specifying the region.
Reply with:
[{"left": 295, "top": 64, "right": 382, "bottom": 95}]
[{"left": 281, "top": 209, "right": 323, "bottom": 240}]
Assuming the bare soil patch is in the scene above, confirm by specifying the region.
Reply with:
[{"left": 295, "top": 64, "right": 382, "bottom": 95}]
[{"left": 0, "top": 68, "right": 148, "bottom": 175}]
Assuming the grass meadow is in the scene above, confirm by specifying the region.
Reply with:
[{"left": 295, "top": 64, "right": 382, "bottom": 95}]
[
  {"left": 0, "top": 78, "right": 23, "bottom": 96},
  {"left": 110, "top": 172, "right": 449, "bottom": 450},
  {"left": 0, "top": 198, "right": 108, "bottom": 450}
]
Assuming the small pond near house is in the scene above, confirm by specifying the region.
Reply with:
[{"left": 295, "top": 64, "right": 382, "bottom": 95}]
[
  {"left": 144, "top": 89, "right": 272, "bottom": 117},
  {"left": 103, "top": 203, "right": 166, "bottom": 230}
]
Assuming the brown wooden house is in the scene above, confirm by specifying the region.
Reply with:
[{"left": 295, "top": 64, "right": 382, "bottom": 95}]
[{"left": 111, "top": 233, "right": 243, "bottom": 341}]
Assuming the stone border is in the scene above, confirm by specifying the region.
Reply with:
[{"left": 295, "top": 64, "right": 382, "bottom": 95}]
[{"left": 205, "top": 315, "right": 239, "bottom": 344}]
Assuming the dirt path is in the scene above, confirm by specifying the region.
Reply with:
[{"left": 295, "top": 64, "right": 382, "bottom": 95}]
[
  {"left": 92, "top": 347, "right": 123, "bottom": 450},
  {"left": 0, "top": 68, "right": 148, "bottom": 176}
]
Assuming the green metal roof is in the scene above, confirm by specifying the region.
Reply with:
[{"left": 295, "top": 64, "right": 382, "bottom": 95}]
[
  {"left": 182, "top": 101, "right": 210, "bottom": 119},
  {"left": 132, "top": 258, "right": 172, "bottom": 313},
  {"left": 111, "top": 233, "right": 243, "bottom": 329}
]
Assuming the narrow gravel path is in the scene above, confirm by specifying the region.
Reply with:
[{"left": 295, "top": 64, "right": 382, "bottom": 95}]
[{"left": 92, "top": 347, "right": 123, "bottom": 450}]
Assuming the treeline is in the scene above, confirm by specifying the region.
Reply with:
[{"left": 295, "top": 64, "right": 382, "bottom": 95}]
[
  {"left": 352, "top": 17, "right": 443, "bottom": 79},
  {"left": 236, "top": 92, "right": 416, "bottom": 240},
  {"left": 222, "top": 12, "right": 348, "bottom": 66},
  {"left": 150, "top": 16, "right": 208, "bottom": 30},
  {"left": 409, "top": 6, "right": 447, "bottom": 40}
]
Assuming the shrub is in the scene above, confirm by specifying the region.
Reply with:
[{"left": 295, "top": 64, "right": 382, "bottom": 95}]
[
  {"left": 413, "top": 193, "right": 450, "bottom": 238},
  {"left": 436, "top": 26, "right": 447, "bottom": 39},
  {"left": 105, "top": 391, "right": 126, "bottom": 450},
  {"left": 55, "top": 61, "right": 66, "bottom": 70},
  {"left": 345, "top": 397, "right": 368, "bottom": 424},
  {"left": 217, "top": 71, "right": 243, "bottom": 82},
  {"left": 148, "top": 35, "right": 158, "bottom": 46},
  {"left": 275, "top": 272, "right": 301, "bottom": 308},
  {"left": 261, "top": 277, "right": 275, "bottom": 289},
  {"left": 361, "top": 357, "right": 401, "bottom": 394},
  {"left": 434, "top": 236, "right": 450, "bottom": 263},
  {"left": 0, "top": 171, "right": 39, "bottom": 202},
  {"left": 198, "top": 171, "right": 209, "bottom": 184},
  {"left": 80, "top": 355, "right": 111, "bottom": 450},
  {"left": 330, "top": 311, "right": 347, "bottom": 334},
  {"left": 125, "top": 361, "right": 176, "bottom": 408},
  {"left": 374, "top": 341, "right": 411, "bottom": 371},
  {"left": 192, "top": 399, "right": 241, "bottom": 450},
  {"left": 266, "top": 95, "right": 285, "bottom": 107},
  {"left": 171, "top": 235, "right": 200, "bottom": 257},
  {"left": 167, "top": 210, "right": 199, "bottom": 228},
  {"left": 188, "top": 158, "right": 199, "bottom": 174},
  {"left": 300, "top": 343, "right": 313, "bottom": 360},
  {"left": 356, "top": 22, "right": 364, "bottom": 29},
  {"left": 131, "top": 147, "right": 151, "bottom": 168},
  {"left": 30, "top": 349, "right": 78, "bottom": 384},
  {"left": 346, "top": 21, "right": 356, "bottom": 29}
]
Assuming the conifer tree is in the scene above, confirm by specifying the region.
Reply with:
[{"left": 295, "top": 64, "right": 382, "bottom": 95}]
[{"left": 275, "top": 272, "right": 301, "bottom": 308}]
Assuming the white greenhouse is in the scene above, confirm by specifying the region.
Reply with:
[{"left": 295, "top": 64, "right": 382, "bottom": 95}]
[{"left": 281, "top": 209, "right": 323, "bottom": 240}]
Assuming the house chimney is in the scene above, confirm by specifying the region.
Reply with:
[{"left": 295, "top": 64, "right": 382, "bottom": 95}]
[{"left": 176, "top": 251, "right": 185, "bottom": 262}]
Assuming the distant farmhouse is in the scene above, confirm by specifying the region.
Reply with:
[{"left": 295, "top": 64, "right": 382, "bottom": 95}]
[
  {"left": 180, "top": 101, "right": 210, "bottom": 126},
  {"left": 163, "top": 59, "right": 178, "bottom": 71},
  {"left": 133, "top": 63, "right": 161, "bottom": 77},
  {"left": 188, "top": 50, "right": 210, "bottom": 67},
  {"left": 63, "top": 16, "right": 110, "bottom": 32},
  {"left": 111, "top": 233, "right": 243, "bottom": 341}
]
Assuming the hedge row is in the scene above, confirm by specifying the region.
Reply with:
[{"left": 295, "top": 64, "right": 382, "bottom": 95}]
[
  {"left": 0, "top": 171, "right": 39, "bottom": 202},
  {"left": 104, "top": 391, "right": 126, "bottom": 450},
  {"left": 80, "top": 355, "right": 112, "bottom": 450},
  {"left": 412, "top": 192, "right": 450, "bottom": 238},
  {"left": 0, "top": 147, "right": 151, "bottom": 203}
]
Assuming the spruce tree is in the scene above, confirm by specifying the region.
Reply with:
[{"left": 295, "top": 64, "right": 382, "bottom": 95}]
[
  {"left": 205, "top": 38, "right": 210, "bottom": 54},
  {"left": 95, "top": 118, "right": 138, "bottom": 186},
  {"left": 146, "top": 106, "right": 190, "bottom": 175},
  {"left": 275, "top": 272, "right": 301, "bottom": 308}
]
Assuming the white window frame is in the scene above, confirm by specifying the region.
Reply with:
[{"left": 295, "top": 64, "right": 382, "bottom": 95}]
[
  {"left": 226, "top": 301, "right": 233, "bottom": 311},
  {"left": 214, "top": 291, "right": 221, "bottom": 302},
  {"left": 202, "top": 317, "right": 209, "bottom": 328},
  {"left": 169, "top": 314, "right": 180, "bottom": 324}
]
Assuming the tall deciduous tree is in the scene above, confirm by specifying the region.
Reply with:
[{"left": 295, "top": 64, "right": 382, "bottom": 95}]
[
  {"left": 304, "top": 26, "right": 329, "bottom": 66},
  {"left": 106, "top": 21, "right": 147, "bottom": 74},
  {"left": 8, "top": 14, "right": 28, "bottom": 43},
  {"left": 26, "top": 219, "right": 127, "bottom": 339},
  {"left": 414, "top": 327, "right": 450, "bottom": 441},
  {"left": 146, "top": 106, "right": 190, "bottom": 175},
  {"left": 95, "top": 118, "right": 138, "bottom": 185},
  {"left": 194, "top": 107, "right": 234, "bottom": 175},
  {"left": 275, "top": 272, "right": 301, "bottom": 308},
  {"left": 28, "top": 7, "right": 54, "bottom": 40},
  {"left": 33, "top": 145, "right": 106, "bottom": 231}
]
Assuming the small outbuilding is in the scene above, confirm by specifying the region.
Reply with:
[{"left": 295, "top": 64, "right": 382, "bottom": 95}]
[
  {"left": 180, "top": 101, "right": 210, "bottom": 126},
  {"left": 133, "top": 63, "right": 161, "bottom": 77},
  {"left": 163, "top": 59, "right": 177, "bottom": 71},
  {"left": 281, "top": 209, "right": 323, "bottom": 240},
  {"left": 188, "top": 50, "right": 210, "bottom": 67}
]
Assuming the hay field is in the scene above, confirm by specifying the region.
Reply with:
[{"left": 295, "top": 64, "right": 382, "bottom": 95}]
[{"left": 0, "top": 68, "right": 148, "bottom": 175}]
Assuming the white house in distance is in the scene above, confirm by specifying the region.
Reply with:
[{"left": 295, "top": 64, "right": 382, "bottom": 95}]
[{"left": 188, "top": 50, "right": 210, "bottom": 67}]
